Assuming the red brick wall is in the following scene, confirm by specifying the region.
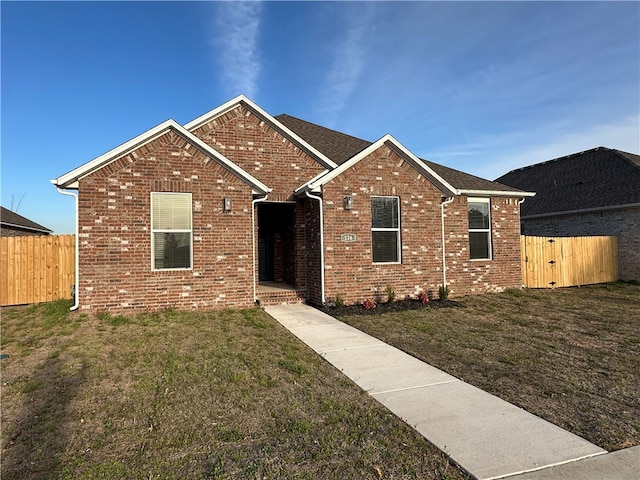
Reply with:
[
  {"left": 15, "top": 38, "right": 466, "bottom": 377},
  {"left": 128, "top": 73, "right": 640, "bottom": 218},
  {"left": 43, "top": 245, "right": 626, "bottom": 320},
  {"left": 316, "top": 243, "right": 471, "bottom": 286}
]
[
  {"left": 319, "top": 144, "right": 523, "bottom": 305},
  {"left": 77, "top": 130, "right": 256, "bottom": 312},
  {"left": 443, "top": 196, "right": 523, "bottom": 296},
  {"left": 191, "top": 105, "right": 326, "bottom": 201}
]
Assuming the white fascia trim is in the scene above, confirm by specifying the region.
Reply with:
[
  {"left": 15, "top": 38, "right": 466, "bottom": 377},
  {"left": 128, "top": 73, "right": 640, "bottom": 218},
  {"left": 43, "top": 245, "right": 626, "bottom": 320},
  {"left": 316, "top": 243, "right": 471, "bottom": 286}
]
[
  {"left": 184, "top": 94, "right": 338, "bottom": 170},
  {"left": 294, "top": 168, "right": 330, "bottom": 195},
  {"left": 522, "top": 202, "right": 640, "bottom": 220},
  {"left": 51, "top": 119, "right": 270, "bottom": 195},
  {"left": 183, "top": 94, "right": 249, "bottom": 131},
  {"left": 305, "top": 134, "right": 459, "bottom": 195},
  {"left": 52, "top": 120, "right": 177, "bottom": 188},
  {"left": 458, "top": 189, "right": 536, "bottom": 198},
  {"left": 172, "top": 122, "right": 271, "bottom": 195},
  {"left": 386, "top": 136, "right": 459, "bottom": 195}
]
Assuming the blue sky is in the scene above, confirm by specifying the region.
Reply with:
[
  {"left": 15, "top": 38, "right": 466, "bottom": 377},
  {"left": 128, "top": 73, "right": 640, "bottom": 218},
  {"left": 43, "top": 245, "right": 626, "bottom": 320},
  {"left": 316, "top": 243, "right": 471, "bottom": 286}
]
[{"left": 2, "top": 1, "right": 638, "bottom": 234}]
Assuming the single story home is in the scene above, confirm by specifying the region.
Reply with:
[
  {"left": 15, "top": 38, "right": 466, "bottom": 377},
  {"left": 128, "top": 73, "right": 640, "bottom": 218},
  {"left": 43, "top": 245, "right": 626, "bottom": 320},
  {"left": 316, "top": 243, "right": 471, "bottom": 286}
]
[
  {"left": 1, "top": 206, "right": 52, "bottom": 237},
  {"left": 52, "top": 95, "right": 534, "bottom": 312},
  {"left": 496, "top": 147, "right": 640, "bottom": 281}
]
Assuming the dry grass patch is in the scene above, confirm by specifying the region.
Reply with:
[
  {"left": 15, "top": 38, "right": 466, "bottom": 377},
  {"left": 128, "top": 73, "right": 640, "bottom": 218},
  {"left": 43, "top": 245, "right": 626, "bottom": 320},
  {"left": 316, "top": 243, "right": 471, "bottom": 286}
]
[
  {"left": 335, "top": 282, "right": 640, "bottom": 452},
  {"left": 1, "top": 302, "right": 467, "bottom": 480}
]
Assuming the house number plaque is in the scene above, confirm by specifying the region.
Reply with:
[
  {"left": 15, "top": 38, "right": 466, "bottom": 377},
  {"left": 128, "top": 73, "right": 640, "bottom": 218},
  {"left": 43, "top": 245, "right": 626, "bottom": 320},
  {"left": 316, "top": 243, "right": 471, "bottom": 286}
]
[{"left": 340, "top": 233, "right": 357, "bottom": 242}]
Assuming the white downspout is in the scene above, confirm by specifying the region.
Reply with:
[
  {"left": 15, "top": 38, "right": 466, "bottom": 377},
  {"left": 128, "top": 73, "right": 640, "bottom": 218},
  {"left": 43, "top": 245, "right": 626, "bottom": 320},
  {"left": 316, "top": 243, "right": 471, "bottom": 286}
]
[
  {"left": 56, "top": 187, "right": 79, "bottom": 311},
  {"left": 252, "top": 194, "right": 269, "bottom": 305},
  {"left": 305, "top": 191, "right": 326, "bottom": 305},
  {"left": 440, "top": 196, "right": 455, "bottom": 290}
]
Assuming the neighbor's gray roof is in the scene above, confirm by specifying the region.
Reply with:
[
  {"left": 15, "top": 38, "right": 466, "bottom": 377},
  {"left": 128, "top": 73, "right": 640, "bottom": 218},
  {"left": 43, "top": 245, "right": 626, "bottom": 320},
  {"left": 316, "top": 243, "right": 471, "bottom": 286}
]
[
  {"left": 276, "top": 114, "right": 526, "bottom": 195},
  {"left": 1, "top": 206, "right": 52, "bottom": 234},
  {"left": 495, "top": 147, "right": 640, "bottom": 217}
]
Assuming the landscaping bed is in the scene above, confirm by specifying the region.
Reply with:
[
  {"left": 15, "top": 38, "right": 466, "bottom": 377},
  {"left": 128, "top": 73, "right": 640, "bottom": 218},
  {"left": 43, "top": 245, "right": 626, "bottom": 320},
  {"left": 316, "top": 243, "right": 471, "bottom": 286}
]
[{"left": 334, "top": 282, "right": 640, "bottom": 452}]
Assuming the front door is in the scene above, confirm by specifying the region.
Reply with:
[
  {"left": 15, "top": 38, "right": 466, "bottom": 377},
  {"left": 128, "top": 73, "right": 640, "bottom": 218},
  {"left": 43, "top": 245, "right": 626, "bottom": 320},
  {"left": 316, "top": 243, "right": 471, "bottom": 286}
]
[{"left": 258, "top": 230, "right": 274, "bottom": 281}]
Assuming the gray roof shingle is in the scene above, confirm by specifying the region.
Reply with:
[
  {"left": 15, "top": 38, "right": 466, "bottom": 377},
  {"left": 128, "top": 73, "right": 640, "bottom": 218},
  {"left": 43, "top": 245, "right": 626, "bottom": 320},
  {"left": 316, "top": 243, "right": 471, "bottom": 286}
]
[
  {"left": 276, "top": 113, "right": 525, "bottom": 195},
  {"left": 495, "top": 147, "right": 640, "bottom": 217}
]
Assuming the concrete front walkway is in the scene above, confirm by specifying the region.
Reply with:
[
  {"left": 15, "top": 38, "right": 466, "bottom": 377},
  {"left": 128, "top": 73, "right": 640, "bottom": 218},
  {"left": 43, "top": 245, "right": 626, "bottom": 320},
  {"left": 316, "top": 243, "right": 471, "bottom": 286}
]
[{"left": 264, "top": 304, "right": 613, "bottom": 480}]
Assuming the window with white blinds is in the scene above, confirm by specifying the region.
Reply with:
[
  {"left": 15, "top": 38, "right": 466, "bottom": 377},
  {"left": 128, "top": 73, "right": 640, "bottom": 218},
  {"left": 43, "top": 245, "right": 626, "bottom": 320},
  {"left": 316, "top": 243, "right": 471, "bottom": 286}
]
[
  {"left": 371, "top": 196, "right": 401, "bottom": 263},
  {"left": 151, "top": 192, "right": 192, "bottom": 270},
  {"left": 468, "top": 197, "right": 492, "bottom": 260}
]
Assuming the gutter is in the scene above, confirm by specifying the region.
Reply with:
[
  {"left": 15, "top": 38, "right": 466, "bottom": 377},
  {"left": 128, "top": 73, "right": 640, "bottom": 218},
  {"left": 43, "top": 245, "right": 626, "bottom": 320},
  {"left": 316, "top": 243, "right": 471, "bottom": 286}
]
[
  {"left": 252, "top": 194, "right": 269, "bottom": 304},
  {"left": 55, "top": 186, "right": 80, "bottom": 311},
  {"left": 0, "top": 222, "right": 52, "bottom": 235},
  {"left": 521, "top": 202, "right": 640, "bottom": 220},
  {"left": 305, "top": 191, "right": 326, "bottom": 305},
  {"left": 440, "top": 196, "right": 455, "bottom": 291}
]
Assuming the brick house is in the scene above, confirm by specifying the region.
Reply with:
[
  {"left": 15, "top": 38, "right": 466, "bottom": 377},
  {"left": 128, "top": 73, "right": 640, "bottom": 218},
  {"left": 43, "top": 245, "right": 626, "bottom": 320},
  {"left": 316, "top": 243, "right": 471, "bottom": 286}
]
[
  {"left": 1, "top": 206, "right": 52, "bottom": 237},
  {"left": 496, "top": 147, "right": 640, "bottom": 281},
  {"left": 52, "top": 95, "right": 533, "bottom": 312}
]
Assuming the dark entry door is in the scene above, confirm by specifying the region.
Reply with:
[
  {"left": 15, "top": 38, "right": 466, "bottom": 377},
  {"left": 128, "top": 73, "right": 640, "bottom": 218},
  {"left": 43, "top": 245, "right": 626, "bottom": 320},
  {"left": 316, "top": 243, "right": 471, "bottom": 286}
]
[{"left": 259, "top": 230, "right": 274, "bottom": 281}]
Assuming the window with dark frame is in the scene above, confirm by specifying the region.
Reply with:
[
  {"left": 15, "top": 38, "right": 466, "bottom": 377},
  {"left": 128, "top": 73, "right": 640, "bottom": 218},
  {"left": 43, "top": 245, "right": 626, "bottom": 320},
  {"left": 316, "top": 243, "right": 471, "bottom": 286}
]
[
  {"left": 371, "top": 196, "right": 400, "bottom": 263},
  {"left": 151, "top": 192, "right": 193, "bottom": 270},
  {"left": 468, "top": 197, "right": 491, "bottom": 260}
]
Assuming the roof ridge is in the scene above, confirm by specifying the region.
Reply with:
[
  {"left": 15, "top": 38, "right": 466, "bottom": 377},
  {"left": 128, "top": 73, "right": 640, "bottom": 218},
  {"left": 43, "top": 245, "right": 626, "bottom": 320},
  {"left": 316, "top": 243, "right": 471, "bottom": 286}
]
[{"left": 501, "top": 146, "right": 612, "bottom": 176}]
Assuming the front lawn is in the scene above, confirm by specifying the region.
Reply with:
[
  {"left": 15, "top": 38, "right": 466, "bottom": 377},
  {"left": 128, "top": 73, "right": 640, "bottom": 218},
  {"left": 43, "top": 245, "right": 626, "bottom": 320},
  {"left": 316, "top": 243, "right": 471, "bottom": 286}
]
[
  {"left": 334, "top": 282, "right": 640, "bottom": 452},
  {"left": 1, "top": 302, "right": 466, "bottom": 480}
]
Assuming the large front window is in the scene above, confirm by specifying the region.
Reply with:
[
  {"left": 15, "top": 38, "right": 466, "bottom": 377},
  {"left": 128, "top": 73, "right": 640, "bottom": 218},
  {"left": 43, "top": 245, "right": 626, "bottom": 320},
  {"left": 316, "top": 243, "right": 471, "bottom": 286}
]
[
  {"left": 151, "top": 192, "right": 192, "bottom": 270},
  {"left": 468, "top": 197, "right": 491, "bottom": 260},
  {"left": 371, "top": 196, "right": 400, "bottom": 263}
]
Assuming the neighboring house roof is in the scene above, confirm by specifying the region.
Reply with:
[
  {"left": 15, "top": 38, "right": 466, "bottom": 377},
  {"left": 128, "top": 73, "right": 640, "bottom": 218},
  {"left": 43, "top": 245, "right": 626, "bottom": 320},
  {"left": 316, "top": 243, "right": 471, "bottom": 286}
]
[
  {"left": 52, "top": 119, "right": 270, "bottom": 195},
  {"left": 277, "top": 113, "right": 532, "bottom": 197},
  {"left": 495, "top": 147, "right": 640, "bottom": 218},
  {"left": 1, "top": 206, "right": 52, "bottom": 234}
]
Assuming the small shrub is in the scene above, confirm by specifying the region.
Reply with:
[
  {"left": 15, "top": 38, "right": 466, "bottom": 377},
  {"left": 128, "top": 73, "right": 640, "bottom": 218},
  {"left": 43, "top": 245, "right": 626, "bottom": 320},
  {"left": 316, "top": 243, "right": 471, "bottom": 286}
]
[
  {"left": 418, "top": 292, "right": 430, "bottom": 305},
  {"left": 438, "top": 285, "right": 450, "bottom": 301},
  {"left": 362, "top": 298, "right": 377, "bottom": 310},
  {"left": 385, "top": 285, "right": 396, "bottom": 303},
  {"left": 335, "top": 293, "right": 345, "bottom": 308}
]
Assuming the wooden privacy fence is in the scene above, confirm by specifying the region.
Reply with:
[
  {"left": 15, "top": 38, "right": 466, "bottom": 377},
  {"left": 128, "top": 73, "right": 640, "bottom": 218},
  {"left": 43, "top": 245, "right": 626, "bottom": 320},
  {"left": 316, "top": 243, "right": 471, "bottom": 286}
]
[
  {"left": 521, "top": 235, "right": 618, "bottom": 288},
  {"left": 1, "top": 235, "right": 75, "bottom": 306}
]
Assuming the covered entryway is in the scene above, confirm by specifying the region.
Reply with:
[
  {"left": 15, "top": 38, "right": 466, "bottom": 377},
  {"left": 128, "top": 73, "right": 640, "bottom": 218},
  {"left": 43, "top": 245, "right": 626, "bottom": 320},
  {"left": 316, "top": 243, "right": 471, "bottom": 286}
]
[{"left": 257, "top": 202, "right": 297, "bottom": 285}]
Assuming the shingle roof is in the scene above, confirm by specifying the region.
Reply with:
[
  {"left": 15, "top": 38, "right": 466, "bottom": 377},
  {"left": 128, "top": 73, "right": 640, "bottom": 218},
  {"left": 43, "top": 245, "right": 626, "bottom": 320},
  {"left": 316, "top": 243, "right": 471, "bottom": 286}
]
[
  {"left": 1, "top": 206, "right": 52, "bottom": 234},
  {"left": 495, "top": 147, "right": 640, "bottom": 217},
  {"left": 276, "top": 114, "right": 371, "bottom": 165},
  {"left": 275, "top": 113, "right": 526, "bottom": 196}
]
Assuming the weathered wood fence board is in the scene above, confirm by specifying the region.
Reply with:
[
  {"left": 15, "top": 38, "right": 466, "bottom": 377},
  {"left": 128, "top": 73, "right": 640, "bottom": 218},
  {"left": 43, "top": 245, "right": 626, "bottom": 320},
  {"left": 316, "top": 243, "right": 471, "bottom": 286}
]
[
  {"left": 1, "top": 235, "right": 75, "bottom": 306},
  {"left": 521, "top": 235, "right": 618, "bottom": 288}
]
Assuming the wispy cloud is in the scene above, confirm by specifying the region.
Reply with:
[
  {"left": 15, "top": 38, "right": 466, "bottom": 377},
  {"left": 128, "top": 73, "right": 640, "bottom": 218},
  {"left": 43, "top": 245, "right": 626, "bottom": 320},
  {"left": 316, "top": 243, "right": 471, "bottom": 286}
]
[
  {"left": 212, "top": 1, "right": 263, "bottom": 99},
  {"left": 318, "top": 4, "right": 376, "bottom": 127}
]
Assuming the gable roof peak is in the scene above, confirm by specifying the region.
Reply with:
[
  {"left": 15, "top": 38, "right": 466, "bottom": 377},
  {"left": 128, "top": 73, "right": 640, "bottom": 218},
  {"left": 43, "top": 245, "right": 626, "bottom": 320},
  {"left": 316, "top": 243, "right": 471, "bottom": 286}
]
[
  {"left": 52, "top": 118, "right": 270, "bottom": 194},
  {"left": 185, "top": 96, "right": 338, "bottom": 170}
]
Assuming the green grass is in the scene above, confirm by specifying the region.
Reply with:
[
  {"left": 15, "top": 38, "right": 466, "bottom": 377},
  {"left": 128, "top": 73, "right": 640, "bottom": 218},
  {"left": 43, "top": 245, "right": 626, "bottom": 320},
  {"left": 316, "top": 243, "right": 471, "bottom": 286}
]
[
  {"left": 1, "top": 302, "right": 467, "bottom": 480},
  {"left": 336, "top": 283, "right": 640, "bottom": 452}
]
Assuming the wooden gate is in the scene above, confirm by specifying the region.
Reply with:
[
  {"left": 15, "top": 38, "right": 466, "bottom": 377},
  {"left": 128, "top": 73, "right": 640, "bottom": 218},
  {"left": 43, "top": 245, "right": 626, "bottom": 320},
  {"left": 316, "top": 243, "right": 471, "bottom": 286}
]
[
  {"left": 1, "top": 235, "right": 76, "bottom": 306},
  {"left": 521, "top": 235, "right": 618, "bottom": 288}
]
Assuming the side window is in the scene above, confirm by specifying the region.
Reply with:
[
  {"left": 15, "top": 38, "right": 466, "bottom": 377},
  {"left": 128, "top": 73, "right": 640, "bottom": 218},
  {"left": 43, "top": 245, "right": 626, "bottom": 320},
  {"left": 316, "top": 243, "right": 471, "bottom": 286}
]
[
  {"left": 151, "top": 192, "right": 193, "bottom": 270},
  {"left": 371, "top": 196, "right": 400, "bottom": 263},
  {"left": 468, "top": 197, "right": 491, "bottom": 260}
]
